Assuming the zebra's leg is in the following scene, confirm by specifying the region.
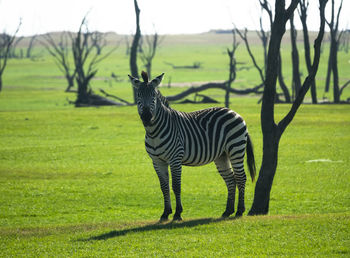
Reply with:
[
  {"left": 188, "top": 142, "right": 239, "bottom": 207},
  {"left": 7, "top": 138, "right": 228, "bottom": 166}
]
[
  {"left": 153, "top": 161, "right": 172, "bottom": 222},
  {"left": 214, "top": 154, "right": 236, "bottom": 218},
  {"left": 170, "top": 160, "right": 183, "bottom": 221},
  {"left": 230, "top": 159, "right": 247, "bottom": 217}
]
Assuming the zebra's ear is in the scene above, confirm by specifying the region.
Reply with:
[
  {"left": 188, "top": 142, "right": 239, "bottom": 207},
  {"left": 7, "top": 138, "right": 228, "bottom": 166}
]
[
  {"left": 149, "top": 73, "right": 164, "bottom": 88},
  {"left": 128, "top": 74, "right": 142, "bottom": 89}
]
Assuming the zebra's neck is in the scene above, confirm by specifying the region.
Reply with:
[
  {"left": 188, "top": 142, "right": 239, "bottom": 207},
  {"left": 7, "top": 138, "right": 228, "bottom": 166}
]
[{"left": 144, "top": 100, "right": 173, "bottom": 138}]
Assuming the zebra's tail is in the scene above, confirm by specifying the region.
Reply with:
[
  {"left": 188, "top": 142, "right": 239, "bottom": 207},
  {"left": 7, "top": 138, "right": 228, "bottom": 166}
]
[{"left": 246, "top": 133, "right": 256, "bottom": 182}]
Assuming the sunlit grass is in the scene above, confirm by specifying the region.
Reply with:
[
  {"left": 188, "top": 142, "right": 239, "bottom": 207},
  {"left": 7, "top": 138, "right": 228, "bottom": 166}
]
[{"left": 0, "top": 33, "right": 349, "bottom": 256}]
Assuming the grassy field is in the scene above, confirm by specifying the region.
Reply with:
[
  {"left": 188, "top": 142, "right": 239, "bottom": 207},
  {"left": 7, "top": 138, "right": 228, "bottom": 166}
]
[{"left": 0, "top": 33, "right": 349, "bottom": 256}]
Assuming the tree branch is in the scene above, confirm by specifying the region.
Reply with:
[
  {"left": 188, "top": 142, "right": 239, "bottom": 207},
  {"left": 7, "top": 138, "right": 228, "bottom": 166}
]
[
  {"left": 166, "top": 82, "right": 263, "bottom": 102},
  {"left": 235, "top": 28, "right": 265, "bottom": 83},
  {"left": 278, "top": 0, "right": 327, "bottom": 133}
]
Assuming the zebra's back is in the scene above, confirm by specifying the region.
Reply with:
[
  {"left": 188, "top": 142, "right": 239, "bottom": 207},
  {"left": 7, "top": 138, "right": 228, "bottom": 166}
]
[{"left": 178, "top": 107, "right": 248, "bottom": 166}]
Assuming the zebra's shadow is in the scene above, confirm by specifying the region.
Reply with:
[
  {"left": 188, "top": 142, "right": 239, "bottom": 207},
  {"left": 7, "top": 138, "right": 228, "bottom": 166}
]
[{"left": 82, "top": 217, "right": 237, "bottom": 241}]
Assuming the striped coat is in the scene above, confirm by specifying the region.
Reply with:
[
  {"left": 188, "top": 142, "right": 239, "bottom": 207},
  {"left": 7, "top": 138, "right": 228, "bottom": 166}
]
[{"left": 129, "top": 72, "right": 255, "bottom": 221}]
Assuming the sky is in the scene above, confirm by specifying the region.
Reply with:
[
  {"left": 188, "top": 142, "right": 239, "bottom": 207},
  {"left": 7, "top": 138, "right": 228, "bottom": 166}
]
[{"left": 0, "top": 0, "right": 349, "bottom": 36}]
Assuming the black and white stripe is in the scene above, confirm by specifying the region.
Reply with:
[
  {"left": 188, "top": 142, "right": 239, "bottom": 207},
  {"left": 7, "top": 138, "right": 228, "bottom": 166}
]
[{"left": 129, "top": 72, "right": 256, "bottom": 221}]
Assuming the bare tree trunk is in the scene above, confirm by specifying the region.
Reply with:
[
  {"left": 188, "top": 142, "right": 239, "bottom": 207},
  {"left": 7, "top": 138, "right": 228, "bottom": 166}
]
[
  {"left": 277, "top": 52, "right": 291, "bottom": 102},
  {"left": 249, "top": 0, "right": 327, "bottom": 216},
  {"left": 332, "top": 38, "right": 340, "bottom": 103},
  {"left": 130, "top": 0, "right": 141, "bottom": 103},
  {"left": 225, "top": 29, "right": 238, "bottom": 108},
  {"left": 65, "top": 75, "right": 75, "bottom": 92},
  {"left": 299, "top": 0, "right": 318, "bottom": 103},
  {"left": 26, "top": 35, "right": 37, "bottom": 58},
  {"left": 250, "top": 129, "right": 280, "bottom": 214},
  {"left": 324, "top": 43, "right": 332, "bottom": 93},
  {"left": 0, "top": 21, "right": 21, "bottom": 92},
  {"left": 290, "top": 13, "right": 301, "bottom": 100},
  {"left": 325, "top": 0, "right": 343, "bottom": 102}
]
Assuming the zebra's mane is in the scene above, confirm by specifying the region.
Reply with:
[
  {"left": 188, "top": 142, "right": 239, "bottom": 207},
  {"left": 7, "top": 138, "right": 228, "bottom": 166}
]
[{"left": 156, "top": 89, "right": 170, "bottom": 108}]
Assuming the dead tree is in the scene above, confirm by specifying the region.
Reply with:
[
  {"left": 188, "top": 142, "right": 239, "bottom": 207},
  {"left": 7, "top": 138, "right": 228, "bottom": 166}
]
[
  {"left": 256, "top": 15, "right": 269, "bottom": 73},
  {"left": 139, "top": 32, "right": 162, "bottom": 79},
  {"left": 325, "top": 0, "right": 343, "bottom": 103},
  {"left": 26, "top": 35, "right": 37, "bottom": 58},
  {"left": 0, "top": 22, "right": 21, "bottom": 91},
  {"left": 236, "top": 28, "right": 265, "bottom": 84},
  {"left": 8, "top": 36, "right": 23, "bottom": 58},
  {"left": 166, "top": 82, "right": 263, "bottom": 102},
  {"left": 298, "top": 0, "right": 318, "bottom": 104},
  {"left": 42, "top": 32, "right": 76, "bottom": 92},
  {"left": 90, "top": 31, "right": 106, "bottom": 55},
  {"left": 71, "top": 17, "right": 116, "bottom": 106},
  {"left": 164, "top": 30, "right": 263, "bottom": 104},
  {"left": 130, "top": 0, "right": 141, "bottom": 103},
  {"left": 236, "top": 28, "right": 269, "bottom": 101},
  {"left": 290, "top": 13, "right": 302, "bottom": 100},
  {"left": 225, "top": 29, "right": 239, "bottom": 108},
  {"left": 125, "top": 35, "right": 131, "bottom": 55},
  {"left": 339, "top": 29, "right": 349, "bottom": 53},
  {"left": 260, "top": 0, "right": 291, "bottom": 103},
  {"left": 249, "top": 0, "right": 327, "bottom": 216},
  {"left": 164, "top": 61, "right": 202, "bottom": 69}
]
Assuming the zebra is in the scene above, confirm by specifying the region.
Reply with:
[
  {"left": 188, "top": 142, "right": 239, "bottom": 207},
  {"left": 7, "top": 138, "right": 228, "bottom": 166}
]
[{"left": 128, "top": 71, "right": 256, "bottom": 221}]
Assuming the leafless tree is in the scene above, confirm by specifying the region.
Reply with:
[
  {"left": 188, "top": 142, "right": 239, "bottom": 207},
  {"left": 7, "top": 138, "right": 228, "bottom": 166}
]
[
  {"left": 125, "top": 35, "right": 131, "bottom": 55},
  {"left": 256, "top": 15, "right": 269, "bottom": 74},
  {"left": 8, "top": 36, "right": 23, "bottom": 58},
  {"left": 90, "top": 31, "right": 106, "bottom": 55},
  {"left": 42, "top": 32, "right": 76, "bottom": 92},
  {"left": 290, "top": 13, "right": 302, "bottom": 100},
  {"left": 249, "top": 0, "right": 327, "bottom": 216},
  {"left": 298, "top": 0, "right": 318, "bottom": 104},
  {"left": 338, "top": 29, "right": 349, "bottom": 53},
  {"left": 0, "top": 21, "right": 21, "bottom": 91},
  {"left": 71, "top": 16, "right": 116, "bottom": 106},
  {"left": 26, "top": 35, "right": 37, "bottom": 59},
  {"left": 325, "top": 0, "right": 343, "bottom": 103},
  {"left": 260, "top": 0, "right": 291, "bottom": 103},
  {"left": 225, "top": 29, "right": 239, "bottom": 108},
  {"left": 139, "top": 32, "right": 163, "bottom": 79},
  {"left": 236, "top": 28, "right": 265, "bottom": 84},
  {"left": 130, "top": 0, "right": 141, "bottom": 103}
]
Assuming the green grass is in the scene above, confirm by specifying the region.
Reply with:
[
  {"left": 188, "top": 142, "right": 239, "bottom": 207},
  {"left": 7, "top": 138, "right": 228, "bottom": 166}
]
[{"left": 0, "top": 33, "right": 349, "bottom": 256}]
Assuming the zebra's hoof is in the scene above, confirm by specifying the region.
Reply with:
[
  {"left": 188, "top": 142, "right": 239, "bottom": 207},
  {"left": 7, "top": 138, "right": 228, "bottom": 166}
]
[
  {"left": 159, "top": 217, "right": 169, "bottom": 223},
  {"left": 221, "top": 210, "right": 234, "bottom": 218},
  {"left": 235, "top": 211, "right": 244, "bottom": 218},
  {"left": 173, "top": 214, "right": 182, "bottom": 221}
]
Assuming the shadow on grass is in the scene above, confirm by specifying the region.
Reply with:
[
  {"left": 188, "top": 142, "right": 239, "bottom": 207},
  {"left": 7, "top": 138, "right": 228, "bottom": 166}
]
[{"left": 82, "top": 217, "right": 237, "bottom": 241}]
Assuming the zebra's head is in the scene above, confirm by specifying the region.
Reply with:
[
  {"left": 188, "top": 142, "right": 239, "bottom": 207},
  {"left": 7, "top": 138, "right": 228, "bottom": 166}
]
[{"left": 128, "top": 71, "right": 164, "bottom": 126}]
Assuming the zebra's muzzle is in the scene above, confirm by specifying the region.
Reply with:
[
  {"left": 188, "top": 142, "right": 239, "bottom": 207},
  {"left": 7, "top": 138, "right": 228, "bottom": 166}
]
[{"left": 141, "top": 109, "right": 153, "bottom": 126}]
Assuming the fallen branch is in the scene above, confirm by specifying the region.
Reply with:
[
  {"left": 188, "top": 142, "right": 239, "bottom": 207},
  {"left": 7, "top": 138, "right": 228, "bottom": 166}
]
[
  {"left": 164, "top": 61, "right": 202, "bottom": 69},
  {"left": 339, "top": 79, "right": 350, "bottom": 96},
  {"left": 99, "top": 89, "right": 133, "bottom": 105},
  {"left": 75, "top": 94, "right": 123, "bottom": 107},
  {"left": 166, "top": 81, "right": 263, "bottom": 102}
]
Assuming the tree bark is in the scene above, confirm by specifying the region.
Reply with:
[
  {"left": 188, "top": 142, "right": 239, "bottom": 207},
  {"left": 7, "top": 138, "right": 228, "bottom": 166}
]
[
  {"left": 332, "top": 38, "right": 340, "bottom": 103},
  {"left": 249, "top": 128, "right": 281, "bottom": 214},
  {"left": 65, "top": 75, "right": 75, "bottom": 92},
  {"left": 324, "top": 46, "right": 332, "bottom": 93},
  {"left": 325, "top": 0, "right": 343, "bottom": 102},
  {"left": 290, "top": 13, "right": 301, "bottom": 100},
  {"left": 277, "top": 52, "right": 291, "bottom": 103},
  {"left": 130, "top": 0, "right": 141, "bottom": 103},
  {"left": 299, "top": 0, "right": 318, "bottom": 103},
  {"left": 249, "top": 0, "right": 326, "bottom": 216}
]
